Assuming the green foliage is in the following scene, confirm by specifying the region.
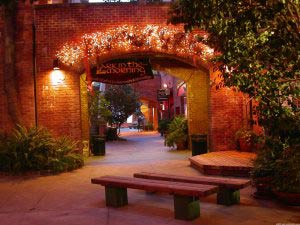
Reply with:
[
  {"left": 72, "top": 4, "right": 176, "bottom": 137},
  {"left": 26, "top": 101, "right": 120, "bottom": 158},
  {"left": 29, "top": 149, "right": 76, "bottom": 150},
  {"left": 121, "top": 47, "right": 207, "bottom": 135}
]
[
  {"left": 170, "top": 0, "right": 300, "bottom": 193},
  {"left": 165, "top": 116, "right": 188, "bottom": 148},
  {"left": 104, "top": 85, "right": 141, "bottom": 129},
  {"left": 169, "top": 0, "right": 300, "bottom": 136},
  {"left": 235, "top": 128, "right": 258, "bottom": 144},
  {"left": 158, "top": 119, "right": 171, "bottom": 134},
  {"left": 273, "top": 146, "right": 300, "bottom": 193},
  {"left": 144, "top": 121, "right": 154, "bottom": 131},
  {"left": 88, "top": 90, "right": 112, "bottom": 124},
  {"left": 0, "top": 125, "right": 83, "bottom": 174},
  {"left": 252, "top": 113, "right": 300, "bottom": 193},
  {"left": 251, "top": 138, "right": 283, "bottom": 180}
]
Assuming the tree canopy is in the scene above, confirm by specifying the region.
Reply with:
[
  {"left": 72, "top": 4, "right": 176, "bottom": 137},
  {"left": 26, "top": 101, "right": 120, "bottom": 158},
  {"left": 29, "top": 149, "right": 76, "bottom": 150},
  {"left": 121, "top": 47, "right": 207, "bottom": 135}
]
[
  {"left": 169, "top": 0, "right": 300, "bottom": 135},
  {"left": 104, "top": 85, "right": 141, "bottom": 131},
  {"left": 88, "top": 90, "right": 112, "bottom": 124}
]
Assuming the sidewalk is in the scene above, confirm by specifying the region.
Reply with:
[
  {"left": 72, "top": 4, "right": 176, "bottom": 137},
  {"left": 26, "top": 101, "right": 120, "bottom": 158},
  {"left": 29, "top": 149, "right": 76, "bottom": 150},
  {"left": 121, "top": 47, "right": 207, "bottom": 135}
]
[{"left": 0, "top": 131, "right": 299, "bottom": 225}]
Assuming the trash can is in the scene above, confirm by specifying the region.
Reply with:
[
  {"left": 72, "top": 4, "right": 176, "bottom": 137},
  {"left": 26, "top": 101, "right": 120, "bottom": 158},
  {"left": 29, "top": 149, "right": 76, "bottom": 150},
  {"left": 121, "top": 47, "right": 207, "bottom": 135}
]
[
  {"left": 91, "top": 135, "right": 106, "bottom": 156},
  {"left": 191, "top": 134, "right": 207, "bottom": 156}
]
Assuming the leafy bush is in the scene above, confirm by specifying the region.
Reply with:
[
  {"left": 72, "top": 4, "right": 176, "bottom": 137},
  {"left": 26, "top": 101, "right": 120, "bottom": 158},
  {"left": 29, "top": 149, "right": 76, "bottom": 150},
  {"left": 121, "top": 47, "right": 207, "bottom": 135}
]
[
  {"left": 235, "top": 128, "right": 257, "bottom": 144},
  {"left": 0, "top": 125, "right": 83, "bottom": 174},
  {"left": 273, "top": 146, "right": 300, "bottom": 193},
  {"left": 144, "top": 122, "right": 154, "bottom": 131},
  {"left": 251, "top": 138, "right": 282, "bottom": 181},
  {"left": 158, "top": 119, "right": 170, "bottom": 135},
  {"left": 251, "top": 112, "right": 300, "bottom": 194},
  {"left": 165, "top": 116, "right": 188, "bottom": 148}
]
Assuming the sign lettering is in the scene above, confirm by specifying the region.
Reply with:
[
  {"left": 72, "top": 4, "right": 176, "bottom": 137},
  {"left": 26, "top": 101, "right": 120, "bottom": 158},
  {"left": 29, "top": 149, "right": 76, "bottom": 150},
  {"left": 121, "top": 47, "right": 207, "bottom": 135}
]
[{"left": 91, "top": 58, "right": 153, "bottom": 85}]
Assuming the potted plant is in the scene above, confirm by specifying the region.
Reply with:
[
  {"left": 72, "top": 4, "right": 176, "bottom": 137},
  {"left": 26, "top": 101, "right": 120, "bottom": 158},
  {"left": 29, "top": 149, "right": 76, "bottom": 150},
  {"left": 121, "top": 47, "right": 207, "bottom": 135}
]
[
  {"left": 144, "top": 121, "right": 154, "bottom": 131},
  {"left": 165, "top": 116, "right": 188, "bottom": 150},
  {"left": 158, "top": 119, "right": 170, "bottom": 136},
  {"left": 235, "top": 128, "right": 257, "bottom": 152},
  {"left": 88, "top": 90, "right": 112, "bottom": 155}
]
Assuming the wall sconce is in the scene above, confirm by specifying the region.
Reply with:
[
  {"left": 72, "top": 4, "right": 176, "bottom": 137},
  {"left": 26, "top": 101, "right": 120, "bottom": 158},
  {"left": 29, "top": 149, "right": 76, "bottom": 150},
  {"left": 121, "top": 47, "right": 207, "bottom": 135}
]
[
  {"left": 51, "top": 70, "right": 65, "bottom": 85},
  {"left": 53, "top": 58, "right": 60, "bottom": 70},
  {"left": 51, "top": 58, "right": 64, "bottom": 85}
]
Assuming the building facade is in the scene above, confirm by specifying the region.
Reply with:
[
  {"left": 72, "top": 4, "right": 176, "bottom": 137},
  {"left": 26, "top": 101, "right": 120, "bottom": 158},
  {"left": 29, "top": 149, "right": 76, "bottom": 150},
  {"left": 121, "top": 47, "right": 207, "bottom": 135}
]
[{"left": 0, "top": 1, "right": 249, "bottom": 151}]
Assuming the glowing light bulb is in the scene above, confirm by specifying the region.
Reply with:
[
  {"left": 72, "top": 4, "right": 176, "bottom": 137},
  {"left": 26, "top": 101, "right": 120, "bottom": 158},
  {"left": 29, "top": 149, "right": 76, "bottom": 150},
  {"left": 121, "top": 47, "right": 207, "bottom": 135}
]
[{"left": 51, "top": 70, "right": 65, "bottom": 85}]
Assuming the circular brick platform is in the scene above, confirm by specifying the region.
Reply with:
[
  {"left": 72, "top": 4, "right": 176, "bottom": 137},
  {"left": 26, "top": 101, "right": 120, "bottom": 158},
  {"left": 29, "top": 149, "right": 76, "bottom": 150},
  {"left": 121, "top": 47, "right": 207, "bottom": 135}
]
[{"left": 189, "top": 151, "right": 257, "bottom": 177}]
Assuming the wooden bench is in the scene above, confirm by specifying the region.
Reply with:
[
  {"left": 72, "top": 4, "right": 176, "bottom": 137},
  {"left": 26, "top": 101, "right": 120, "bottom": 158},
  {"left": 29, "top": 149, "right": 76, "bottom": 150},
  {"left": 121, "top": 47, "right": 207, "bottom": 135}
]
[
  {"left": 91, "top": 175, "right": 218, "bottom": 220},
  {"left": 133, "top": 172, "right": 251, "bottom": 206}
]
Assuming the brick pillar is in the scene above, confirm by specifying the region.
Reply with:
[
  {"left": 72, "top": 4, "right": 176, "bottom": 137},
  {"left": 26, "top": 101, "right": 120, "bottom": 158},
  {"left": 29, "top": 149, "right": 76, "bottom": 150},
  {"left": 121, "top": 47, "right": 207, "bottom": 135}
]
[
  {"left": 153, "top": 106, "right": 158, "bottom": 130},
  {"left": 80, "top": 73, "right": 90, "bottom": 141},
  {"left": 186, "top": 69, "right": 209, "bottom": 135},
  {"left": 162, "top": 67, "right": 210, "bottom": 148}
]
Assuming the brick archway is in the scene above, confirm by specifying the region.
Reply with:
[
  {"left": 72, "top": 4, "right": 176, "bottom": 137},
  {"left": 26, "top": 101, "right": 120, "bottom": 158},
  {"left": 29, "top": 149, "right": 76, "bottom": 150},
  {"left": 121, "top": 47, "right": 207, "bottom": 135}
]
[
  {"left": 78, "top": 53, "right": 210, "bottom": 147},
  {"left": 56, "top": 25, "right": 212, "bottom": 147}
]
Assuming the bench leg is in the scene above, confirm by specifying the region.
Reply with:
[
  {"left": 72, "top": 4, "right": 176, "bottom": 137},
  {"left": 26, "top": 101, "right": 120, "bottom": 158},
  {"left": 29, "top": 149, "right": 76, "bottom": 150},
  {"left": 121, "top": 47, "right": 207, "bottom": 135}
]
[
  {"left": 173, "top": 195, "right": 200, "bottom": 220},
  {"left": 105, "top": 186, "right": 128, "bottom": 207},
  {"left": 217, "top": 188, "right": 240, "bottom": 206}
]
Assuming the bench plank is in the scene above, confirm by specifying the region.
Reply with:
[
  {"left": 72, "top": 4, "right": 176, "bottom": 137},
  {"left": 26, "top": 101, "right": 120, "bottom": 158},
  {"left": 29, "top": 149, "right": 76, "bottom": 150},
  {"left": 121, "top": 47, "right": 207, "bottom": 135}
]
[
  {"left": 133, "top": 172, "right": 251, "bottom": 189},
  {"left": 91, "top": 176, "right": 218, "bottom": 197},
  {"left": 133, "top": 172, "right": 251, "bottom": 206}
]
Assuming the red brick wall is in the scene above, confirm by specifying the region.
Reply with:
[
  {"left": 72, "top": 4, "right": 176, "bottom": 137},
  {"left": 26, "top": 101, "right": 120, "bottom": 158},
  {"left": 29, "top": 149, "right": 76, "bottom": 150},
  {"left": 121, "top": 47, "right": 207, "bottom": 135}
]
[
  {"left": 210, "top": 88, "right": 245, "bottom": 151},
  {"left": 0, "top": 2, "right": 35, "bottom": 133},
  {"left": 0, "top": 6, "right": 10, "bottom": 132},
  {"left": 36, "top": 70, "right": 82, "bottom": 139}
]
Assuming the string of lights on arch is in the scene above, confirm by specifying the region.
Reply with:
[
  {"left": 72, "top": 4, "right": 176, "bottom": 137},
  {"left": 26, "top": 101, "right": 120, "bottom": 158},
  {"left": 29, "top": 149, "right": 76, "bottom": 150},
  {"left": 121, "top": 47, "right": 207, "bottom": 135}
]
[{"left": 56, "top": 25, "right": 214, "bottom": 69}]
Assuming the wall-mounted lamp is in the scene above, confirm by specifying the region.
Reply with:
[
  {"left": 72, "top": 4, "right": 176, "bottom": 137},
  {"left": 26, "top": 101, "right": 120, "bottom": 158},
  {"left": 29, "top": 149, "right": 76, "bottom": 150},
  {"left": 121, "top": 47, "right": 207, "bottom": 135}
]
[
  {"left": 53, "top": 58, "right": 60, "bottom": 70},
  {"left": 51, "top": 58, "right": 65, "bottom": 85},
  {"left": 51, "top": 70, "right": 65, "bottom": 85}
]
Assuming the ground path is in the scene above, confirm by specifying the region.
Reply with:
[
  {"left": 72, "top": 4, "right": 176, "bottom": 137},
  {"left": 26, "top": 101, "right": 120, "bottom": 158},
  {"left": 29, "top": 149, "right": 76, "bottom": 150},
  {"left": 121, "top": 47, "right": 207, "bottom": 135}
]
[{"left": 0, "top": 129, "right": 299, "bottom": 225}]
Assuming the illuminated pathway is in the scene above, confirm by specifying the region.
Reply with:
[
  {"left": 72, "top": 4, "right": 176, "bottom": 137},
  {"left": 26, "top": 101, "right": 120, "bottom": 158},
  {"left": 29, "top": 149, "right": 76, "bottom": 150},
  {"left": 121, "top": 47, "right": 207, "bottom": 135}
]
[{"left": 0, "top": 131, "right": 299, "bottom": 225}]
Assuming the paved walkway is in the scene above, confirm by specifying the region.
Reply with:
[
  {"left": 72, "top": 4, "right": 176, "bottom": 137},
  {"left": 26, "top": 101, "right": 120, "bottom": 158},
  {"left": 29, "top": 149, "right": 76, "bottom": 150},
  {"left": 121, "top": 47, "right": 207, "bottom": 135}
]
[{"left": 0, "top": 130, "right": 299, "bottom": 225}]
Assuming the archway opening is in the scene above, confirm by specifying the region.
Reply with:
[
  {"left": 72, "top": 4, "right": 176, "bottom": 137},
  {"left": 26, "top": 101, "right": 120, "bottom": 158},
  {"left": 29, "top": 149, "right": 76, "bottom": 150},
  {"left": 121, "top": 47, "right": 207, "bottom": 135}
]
[{"left": 78, "top": 53, "right": 209, "bottom": 155}]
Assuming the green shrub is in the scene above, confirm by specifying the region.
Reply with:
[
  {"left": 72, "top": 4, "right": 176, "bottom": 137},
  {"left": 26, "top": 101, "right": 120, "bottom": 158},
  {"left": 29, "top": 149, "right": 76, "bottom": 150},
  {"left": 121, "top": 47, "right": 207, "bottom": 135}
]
[
  {"left": 165, "top": 116, "right": 188, "bottom": 148},
  {"left": 273, "top": 146, "right": 300, "bottom": 193},
  {"left": 251, "top": 112, "right": 300, "bottom": 194},
  {"left": 158, "top": 119, "right": 170, "bottom": 135},
  {"left": 0, "top": 125, "right": 83, "bottom": 174},
  {"left": 144, "top": 122, "right": 154, "bottom": 131}
]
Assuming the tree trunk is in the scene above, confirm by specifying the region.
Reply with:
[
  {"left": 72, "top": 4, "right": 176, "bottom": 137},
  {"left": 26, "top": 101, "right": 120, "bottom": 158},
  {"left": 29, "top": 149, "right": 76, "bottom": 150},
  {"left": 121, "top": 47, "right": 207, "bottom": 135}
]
[
  {"left": 118, "top": 123, "right": 121, "bottom": 135},
  {"left": 3, "top": 1, "right": 23, "bottom": 126}
]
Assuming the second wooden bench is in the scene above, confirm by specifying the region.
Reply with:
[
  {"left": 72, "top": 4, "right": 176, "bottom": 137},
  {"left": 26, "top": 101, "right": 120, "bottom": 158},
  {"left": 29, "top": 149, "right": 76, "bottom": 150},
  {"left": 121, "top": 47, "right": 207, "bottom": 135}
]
[
  {"left": 91, "top": 175, "right": 218, "bottom": 220},
  {"left": 134, "top": 172, "right": 251, "bottom": 206}
]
